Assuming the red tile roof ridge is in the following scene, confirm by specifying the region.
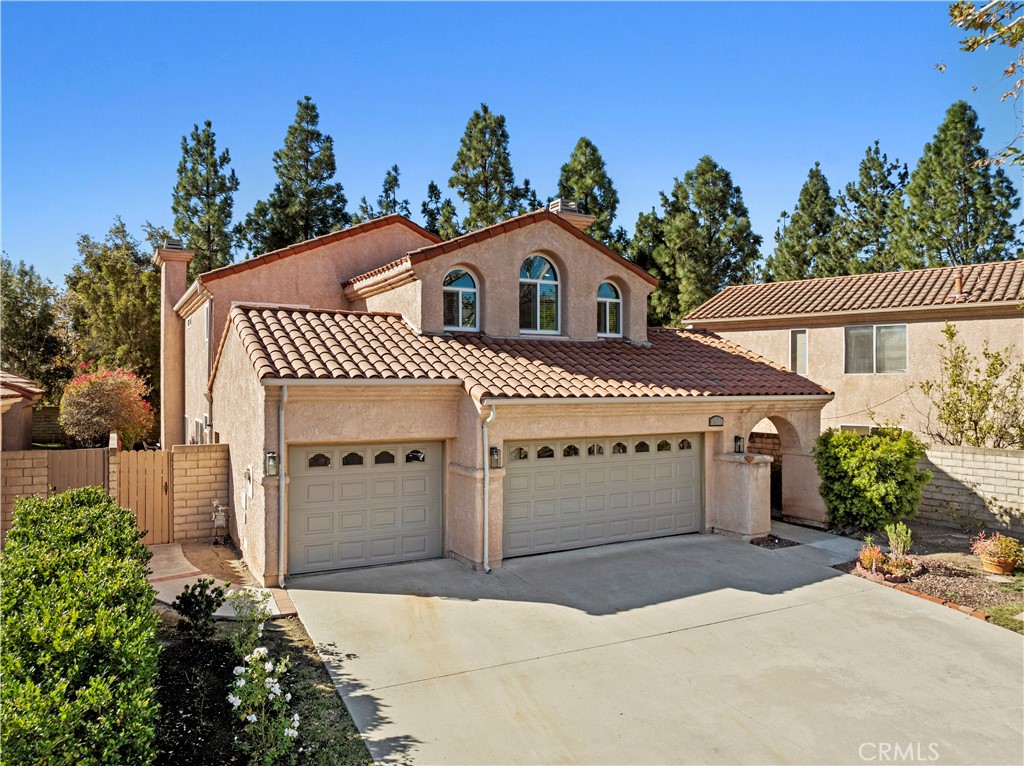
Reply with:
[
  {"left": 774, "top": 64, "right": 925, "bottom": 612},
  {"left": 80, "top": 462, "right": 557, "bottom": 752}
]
[
  {"left": 196, "top": 215, "right": 439, "bottom": 285},
  {"left": 341, "top": 256, "right": 412, "bottom": 288}
]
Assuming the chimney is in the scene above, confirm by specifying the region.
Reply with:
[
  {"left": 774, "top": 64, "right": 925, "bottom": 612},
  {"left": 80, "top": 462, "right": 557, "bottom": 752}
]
[
  {"left": 548, "top": 198, "right": 596, "bottom": 232},
  {"left": 954, "top": 269, "right": 964, "bottom": 296},
  {"left": 154, "top": 239, "right": 195, "bottom": 448}
]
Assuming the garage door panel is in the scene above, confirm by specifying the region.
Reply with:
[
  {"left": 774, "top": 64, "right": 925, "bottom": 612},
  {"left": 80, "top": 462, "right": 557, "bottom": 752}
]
[
  {"left": 289, "top": 442, "right": 442, "bottom": 575},
  {"left": 504, "top": 434, "right": 702, "bottom": 557}
]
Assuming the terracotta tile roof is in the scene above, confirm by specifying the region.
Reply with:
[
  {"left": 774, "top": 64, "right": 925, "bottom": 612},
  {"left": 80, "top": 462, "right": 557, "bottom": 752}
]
[
  {"left": 402, "top": 209, "right": 660, "bottom": 287},
  {"left": 223, "top": 306, "right": 830, "bottom": 402},
  {"left": 1, "top": 371, "right": 44, "bottom": 403},
  {"left": 196, "top": 215, "right": 440, "bottom": 284},
  {"left": 686, "top": 260, "right": 1024, "bottom": 321}
]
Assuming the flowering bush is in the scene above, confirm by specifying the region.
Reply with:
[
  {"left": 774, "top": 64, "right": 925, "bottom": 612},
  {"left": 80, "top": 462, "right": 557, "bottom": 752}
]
[
  {"left": 970, "top": 532, "right": 1024, "bottom": 564},
  {"left": 228, "top": 589, "right": 272, "bottom": 659},
  {"left": 59, "top": 367, "right": 154, "bottom": 447},
  {"left": 229, "top": 647, "right": 299, "bottom": 765}
]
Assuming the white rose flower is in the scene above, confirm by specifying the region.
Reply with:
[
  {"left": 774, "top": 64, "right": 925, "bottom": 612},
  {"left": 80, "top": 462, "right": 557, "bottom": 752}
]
[
  {"left": 236, "top": 678, "right": 246, "bottom": 687},
  {"left": 285, "top": 693, "right": 292, "bottom": 702},
  {"left": 246, "top": 714, "right": 257, "bottom": 723},
  {"left": 264, "top": 661, "right": 274, "bottom": 672},
  {"left": 233, "top": 666, "right": 245, "bottom": 676}
]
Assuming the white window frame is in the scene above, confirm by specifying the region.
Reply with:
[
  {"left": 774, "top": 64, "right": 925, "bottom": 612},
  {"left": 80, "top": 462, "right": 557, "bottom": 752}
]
[
  {"left": 597, "top": 281, "right": 623, "bottom": 338},
  {"left": 442, "top": 269, "right": 479, "bottom": 331},
  {"left": 844, "top": 323, "right": 907, "bottom": 375},
  {"left": 519, "top": 256, "right": 561, "bottom": 335},
  {"left": 790, "top": 328, "right": 808, "bottom": 375}
]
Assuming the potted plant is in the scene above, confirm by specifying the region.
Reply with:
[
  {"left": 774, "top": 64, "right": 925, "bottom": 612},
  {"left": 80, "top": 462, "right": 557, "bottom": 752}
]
[{"left": 970, "top": 532, "right": 1023, "bottom": 575}]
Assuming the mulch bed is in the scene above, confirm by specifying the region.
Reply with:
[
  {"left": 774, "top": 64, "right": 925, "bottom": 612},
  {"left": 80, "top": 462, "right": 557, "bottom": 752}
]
[{"left": 750, "top": 534, "right": 800, "bottom": 550}]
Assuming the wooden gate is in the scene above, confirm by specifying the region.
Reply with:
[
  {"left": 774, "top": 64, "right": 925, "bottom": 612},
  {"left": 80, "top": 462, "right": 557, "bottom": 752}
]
[
  {"left": 118, "top": 451, "right": 172, "bottom": 545},
  {"left": 48, "top": 448, "right": 108, "bottom": 494}
]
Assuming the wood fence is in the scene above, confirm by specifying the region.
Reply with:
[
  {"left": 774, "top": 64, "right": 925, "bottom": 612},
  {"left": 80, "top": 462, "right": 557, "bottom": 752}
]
[
  {"left": 117, "top": 450, "right": 172, "bottom": 545},
  {"left": 48, "top": 448, "right": 109, "bottom": 494}
]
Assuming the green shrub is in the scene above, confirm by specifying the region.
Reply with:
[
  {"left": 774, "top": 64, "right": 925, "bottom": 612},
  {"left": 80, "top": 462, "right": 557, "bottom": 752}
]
[
  {"left": 0, "top": 487, "right": 159, "bottom": 765},
  {"left": 228, "top": 588, "right": 272, "bottom": 659},
  {"left": 171, "top": 578, "right": 229, "bottom": 640},
  {"left": 884, "top": 521, "right": 913, "bottom": 559},
  {"left": 812, "top": 428, "right": 931, "bottom": 531}
]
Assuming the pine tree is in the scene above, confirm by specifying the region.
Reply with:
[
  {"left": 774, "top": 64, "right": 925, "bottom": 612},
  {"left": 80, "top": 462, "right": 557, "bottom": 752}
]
[
  {"left": 557, "top": 137, "right": 620, "bottom": 246},
  {"left": 891, "top": 101, "right": 1022, "bottom": 267},
  {"left": 648, "top": 156, "right": 762, "bottom": 325},
  {"left": 237, "top": 97, "right": 349, "bottom": 255},
  {"left": 353, "top": 165, "right": 412, "bottom": 224},
  {"left": 172, "top": 120, "right": 239, "bottom": 280},
  {"left": 421, "top": 181, "right": 462, "bottom": 240},
  {"left": 448, "top": 103, "right": 524, "bottom": 229},
  {"left": 831, "top": 142, "right": 908, "bottom": 273},
  {"left": 765, "top": 162, "right": 842, "bottom": 281}
]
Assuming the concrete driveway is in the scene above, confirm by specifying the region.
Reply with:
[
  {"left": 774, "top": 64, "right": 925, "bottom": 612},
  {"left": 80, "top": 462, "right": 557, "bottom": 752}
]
[{"left": 289, "top": 527, "right": 1023, "bottom": 765}]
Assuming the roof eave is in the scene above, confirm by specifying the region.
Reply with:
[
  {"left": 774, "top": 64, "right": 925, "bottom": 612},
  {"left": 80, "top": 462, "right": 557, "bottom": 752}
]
[{"left": 688, "top": 300, "right": 1024, "bottom": 328}]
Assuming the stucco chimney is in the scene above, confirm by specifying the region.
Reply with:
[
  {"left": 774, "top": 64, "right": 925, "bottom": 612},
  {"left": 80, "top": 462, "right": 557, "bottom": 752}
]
[
  {"left": 154, "top": 239, "right": 194, "bottom": 448},
  {"left": 548, "top": 198, "right": 597, "bottom": 232}
]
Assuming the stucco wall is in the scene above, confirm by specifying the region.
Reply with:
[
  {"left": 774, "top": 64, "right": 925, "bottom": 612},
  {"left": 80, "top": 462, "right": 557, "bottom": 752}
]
[
  {"left": 2, "top": 403, "right": 35, "bottom": 451},
  {"left": 714, "top": 315, "right": 1024, "bottom": 436},
  {"left": 184, "top": 303, "right": 213, "bottom": 441},
  {"left": 360, "top": 280, "right": 423, "bottom": 330},
  {"left": 412, "top": 220, "right": 654, "bottom": 342}
]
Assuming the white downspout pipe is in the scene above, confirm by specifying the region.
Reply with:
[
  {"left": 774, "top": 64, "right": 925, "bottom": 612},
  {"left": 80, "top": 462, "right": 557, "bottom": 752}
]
[
  {"left": 481, "top": 403, "right": 496, "bottom": 574},
  {"left": 277, "top": 385, "right": 288, "bottom": 588}
]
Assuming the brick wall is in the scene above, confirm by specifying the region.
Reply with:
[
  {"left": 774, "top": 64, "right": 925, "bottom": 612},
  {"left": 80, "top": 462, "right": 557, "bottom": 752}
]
[
  {"left": 919, "top": 445, "right": 1024, "bottom": 534},
  {"left": 748, "top": 432, "right": 782, "bottom": 462},
  {"left": 170, "top": 444, "right": 230, "bottom": 541},
  {"left": 1, "top": 451, "right": 50, "bottom": 537}
]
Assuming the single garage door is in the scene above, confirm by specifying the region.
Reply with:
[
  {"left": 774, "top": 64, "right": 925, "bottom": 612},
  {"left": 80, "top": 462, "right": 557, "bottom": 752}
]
[
  {"left": 288, "top": 442, "right": 443, "bottom": 575},
  {"left": 503, "top": 434, "right": 702, "bottom": 557}
]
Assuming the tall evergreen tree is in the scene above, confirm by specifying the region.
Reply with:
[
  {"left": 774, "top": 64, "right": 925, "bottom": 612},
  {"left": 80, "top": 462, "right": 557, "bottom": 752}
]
[
  {"left": 765, "top": 162, "right": 842, "bottom": 281},
  {"left": 237, "top": 97, "right": 349, "bottom": 255},
  {"left": 831, "top": 142, "right": 908, "bottom": 273},
  {"left": 557, "top": 137, "right": 620, "bottom": 246},
  {"left": 648, "top": 156, "right": 762, "bottom": 325},
  {"left": 421, "top": 181, "right": 462, "bottom": 240},
  {"left": 65, "top": 218, "right": 166, "bottom": 397},
  {"left": 172, "top": 120, "right": 239, "bottom": 279},
  {"left": 448, "top": 103, "right": 528, "bottom": 229},
  {"left": 353, "top": 165, "right": 412, "bottom": 223},
  {"left": 891, "top": 101, "right": 1022, "bottom": 267}
]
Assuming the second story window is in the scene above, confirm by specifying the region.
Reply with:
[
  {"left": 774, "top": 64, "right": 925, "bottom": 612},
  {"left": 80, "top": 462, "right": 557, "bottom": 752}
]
[
  {"left": 597, "top": 282, "right": 622, "bottom": 336},
  {"left": 790, "top": 329, "right": 807, "bottom": 375},
  {"left": 845, "top": 324, "right": 907, "bottom": 374},
  {"left": 519, "top": 255, "right": 559, "bottom": 333},
  {"left": 443, "top": 269, "right": 478, "bottom": 330}
]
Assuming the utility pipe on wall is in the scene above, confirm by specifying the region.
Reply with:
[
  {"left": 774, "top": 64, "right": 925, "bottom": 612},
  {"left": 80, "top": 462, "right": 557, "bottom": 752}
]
[
  {"left": 277, "top": 385, "right": 288, "bottom": 588},
  {"left": 481, "top": 403, "right": 496, "bottom": 574}
]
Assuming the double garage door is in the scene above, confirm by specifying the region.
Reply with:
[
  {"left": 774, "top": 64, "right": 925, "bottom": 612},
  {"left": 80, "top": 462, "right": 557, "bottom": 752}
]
[
  {"left": 288, "top": 442, "right": 443, "bottom": 575},
  {"left": 503, "top": 434, "right": 703, "bottom": 557}
]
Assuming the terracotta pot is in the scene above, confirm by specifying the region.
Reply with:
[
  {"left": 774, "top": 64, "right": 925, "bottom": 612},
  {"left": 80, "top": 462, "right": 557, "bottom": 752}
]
[{"left": 979, "top": 555, "right": 1017, "bottom": 575}]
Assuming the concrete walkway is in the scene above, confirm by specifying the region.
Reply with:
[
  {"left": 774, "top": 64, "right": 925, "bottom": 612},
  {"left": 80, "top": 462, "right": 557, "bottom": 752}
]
[
  {"left": 289, "top": 528, "right": 1023, "bottom": 766},
  {"left": 148, "top": 543, "right": 295, "bottom": 618}
]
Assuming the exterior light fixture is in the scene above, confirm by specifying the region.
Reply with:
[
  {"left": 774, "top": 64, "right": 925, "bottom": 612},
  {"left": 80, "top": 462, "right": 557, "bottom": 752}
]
[
  {"left": 708, "top": 415, "right": 724, "bottom": 427},
  {"left": 734, "top": 436, "right": 745, "bottom": 453},
  {"left": 489, "top": 446, "right": 502, "bottom": 470},
  {"left": 265, "top": 451, "right": 279, "bottom": 476}
]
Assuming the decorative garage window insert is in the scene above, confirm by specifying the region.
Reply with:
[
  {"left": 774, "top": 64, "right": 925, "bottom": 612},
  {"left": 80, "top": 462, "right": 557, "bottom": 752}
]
[
  {"left": 308, "top": 452, "right": 331, "bottom": 468},
  {"left": 635, "top": 441, "right": 650, "bottom": 453},
  {"left": 597, "top": 281, "right": 622, "bottom": 336},
  {"left": 679, "top": 439, "right": 692, "bottom": 450},
  {"left": 405, "top": 449, "right": 426, "bottom": 463},
  {"left": 562, "top": 444, "right": 580, "bottom": 458},
  {"left": 510, "top": 447, "right": 529, "bottom": 461},
  {"left": 374, "top": 450, "right": 395, "bottom": 465},
  {"left": 657, "top": 440, "right": 671, "bottom": 452},
  {"left": 519, "top": 255, "right": 560, "bottom": 333},
  {"left": 537, "top": 446, "right": 555, "bottom": 459},
  {"left": 342, "top": 452, "right": 364, "bottom": 466},
  {"left": 443, "top": 269, "right": 478, "bottom": 330},
  {"left": 588, "top": 443, "right": 604, "bottom": 456},
  {"left": 612, "top": 442, "right": 628, "bottom": 454}
]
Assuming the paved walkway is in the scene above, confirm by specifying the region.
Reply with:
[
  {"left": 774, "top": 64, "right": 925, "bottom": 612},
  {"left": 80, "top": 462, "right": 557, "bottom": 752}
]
[{"left": 148, "top": 543, "right": 296, "bottom": 618}]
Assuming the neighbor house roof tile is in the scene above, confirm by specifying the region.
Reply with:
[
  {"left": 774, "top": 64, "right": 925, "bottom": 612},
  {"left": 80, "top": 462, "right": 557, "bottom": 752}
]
[
  {"left": 686, "top": 260, "right": 1024, "bottom": 321},
  {"left": 1, "top": 371, "right": 45, "bottom": 403},
  {"left": 222, "top": 306, "right": 830, "bottom": 402}
]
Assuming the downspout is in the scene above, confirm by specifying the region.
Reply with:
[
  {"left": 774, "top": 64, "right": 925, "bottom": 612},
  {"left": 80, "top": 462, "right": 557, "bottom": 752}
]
[
  {"left": 277, "top": 385, "right": 288, "bottom": 588},
  {"left": 480, "top": 403, "right": 496, "bottom": 574}
]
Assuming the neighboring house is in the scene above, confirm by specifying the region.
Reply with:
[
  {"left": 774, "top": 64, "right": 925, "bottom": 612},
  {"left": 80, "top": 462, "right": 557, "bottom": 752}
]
[
  {"left": 685, "top": 261, "right": 1024, "bottom": 438},
  {"left": 157, "top": 202, "right": 832, "bottom": 586},
  {"left": 1, "top": 372, "right": 44, "bottom": 451}
]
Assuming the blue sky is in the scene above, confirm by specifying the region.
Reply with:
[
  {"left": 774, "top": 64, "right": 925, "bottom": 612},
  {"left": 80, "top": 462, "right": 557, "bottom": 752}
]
[{"left": 2, "top": 2, "right": 1021, "bottom": 283}]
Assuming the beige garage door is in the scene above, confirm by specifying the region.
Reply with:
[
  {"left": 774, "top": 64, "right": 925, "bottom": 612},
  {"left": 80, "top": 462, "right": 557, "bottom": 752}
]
[
  {"left": 288, "top": 442, "right": 443, "bottom": 575},
  {"left": 503, "top": 434, "right": 702, "bottom": 557}
]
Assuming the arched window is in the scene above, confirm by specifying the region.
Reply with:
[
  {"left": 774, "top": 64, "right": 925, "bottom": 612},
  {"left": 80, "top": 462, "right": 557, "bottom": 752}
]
[
  {"left": 308, "top": 452, "right": 331, "bottom": 468},
  {"left": 635, "top": 441, "right": 650, "bottom": 453},
  {"left": 342, "top": 452, "right": 364, "bottom": 466},
  {"left": 537, "top": 445, "right": 555, "bottom": 459},
  {"left": 562, "top": 444, "right": 580, "bottom": 458},
  {"left": 374, "top": 450, "right": 395, "bottom": 465},
  {"left": 657, "top": 440, "right": 672, "bottom": 452},
  {"left": 443, "top": 269, "right": 478, "bottom": 330},
  {"left": 519, "top": 256, "right": 560, "bottom": 333},
  {"left": 678, "top": 439, "right": 692, "bottom": 451},
  {"left": 597, "top": 282, "right": 622, "bottom": 336},
  {"left": 612, "top": 442, "right": 628, "bottom": 455}
]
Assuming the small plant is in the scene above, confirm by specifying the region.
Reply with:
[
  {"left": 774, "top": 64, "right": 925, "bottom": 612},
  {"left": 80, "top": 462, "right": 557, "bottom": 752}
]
[
  {"left": 883, "top": 557, "right": 916, "bottom": 577},
  {"left": 884, "top": 522, "right": 913, "bottom": 560},
  {"left": 172, "top": 578, "right": 229, "bottom": 639},
  {"left": 228, "top": 588, "right": 272, "bottom": 659},
  {"left": 228, "top": 646, "right": 300, "bottom": 765},
  {"left": 970, "top": 532, "right": 1024, "bottom": 564},
  {"left": 858, "top": 536, "right": 888, "bottom": 572}
]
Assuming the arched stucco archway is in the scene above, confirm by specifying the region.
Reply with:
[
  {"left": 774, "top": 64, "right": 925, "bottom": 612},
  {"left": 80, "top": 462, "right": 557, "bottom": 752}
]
[{"left": 745, "top": 413, "right": 828, "bottom": 526}]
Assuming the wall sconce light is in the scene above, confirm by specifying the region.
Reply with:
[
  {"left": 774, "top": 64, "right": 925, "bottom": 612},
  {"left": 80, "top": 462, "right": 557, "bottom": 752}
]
[
  {"left": 708, "top": 415, "right": 724, "bottom": 427},
  {"left": 265, "top": 451, "right": 279, "bottom": 476},
  {"left": 489, "top": 446, "right": 502, "bottom": 470},
  {"left": 734, "top": 435, "right": 745, "bottom": 454}
]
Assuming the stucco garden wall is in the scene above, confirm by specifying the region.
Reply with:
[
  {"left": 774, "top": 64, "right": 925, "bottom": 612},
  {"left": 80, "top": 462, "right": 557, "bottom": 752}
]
[{"left": 918, "top": 445, "right": 1024, "bottom": 534}]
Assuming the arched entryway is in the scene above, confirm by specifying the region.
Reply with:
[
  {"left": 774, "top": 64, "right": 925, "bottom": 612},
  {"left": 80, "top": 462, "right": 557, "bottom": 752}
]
[{"left": 746, "top": 415, "right": 823, "bottom": 525}]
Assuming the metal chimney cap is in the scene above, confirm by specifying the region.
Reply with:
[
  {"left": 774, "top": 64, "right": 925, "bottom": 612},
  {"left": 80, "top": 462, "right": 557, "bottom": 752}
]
[
  {"left": 548, "top": 198, "right": 580, "bottom": 214},
  {"left": 162, "top": 237, "right": 185, "bottom": 250}
]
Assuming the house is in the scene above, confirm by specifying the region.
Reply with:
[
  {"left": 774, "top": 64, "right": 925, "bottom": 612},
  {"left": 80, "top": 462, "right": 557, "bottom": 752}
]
[
  {"left": 685, "top": 261, "right": 1024, "bottom": 439},
  {"left": 1, "top": 372, "right": 44, "bottom": 451},
  {"left": 156, "top": 202, "right": 832, "bottom": 586}
]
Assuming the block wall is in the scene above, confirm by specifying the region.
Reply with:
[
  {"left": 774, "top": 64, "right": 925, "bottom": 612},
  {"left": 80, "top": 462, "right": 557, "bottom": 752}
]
[
  {"left": 918, "top": 445, "right": 1024, "bottom": 534},
  {"left": 170, "top": 444, "right": 230, "bottom": 541},
  {"left": 1, "top": 451, "right": 50, "bottom": 540}
]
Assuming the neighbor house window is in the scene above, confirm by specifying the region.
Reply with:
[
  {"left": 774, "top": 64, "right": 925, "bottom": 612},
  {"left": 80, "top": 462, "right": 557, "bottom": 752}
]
[
  {"left": 519, "top": 256, "right": 559, "bottom": 333},
  {"left": 443, "top": 269, "right": 478, "bottom": 330},
  {"left": 597, "top": 282, "right": 622, "bottom": 336},
  {"left": 790, "top": 329, "right": 807, "bottom": 375},
  {"left": 844, "top": 324, "right": 907, "bottom": 374}
]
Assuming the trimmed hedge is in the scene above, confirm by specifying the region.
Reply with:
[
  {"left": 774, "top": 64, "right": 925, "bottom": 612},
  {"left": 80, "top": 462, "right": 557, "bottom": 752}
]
[
  {"left": 0, "top": 487, "right": 159, "bottom": 765},
  {"left": 812, "top": 427, "right": 931, "bottom": 531}
]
